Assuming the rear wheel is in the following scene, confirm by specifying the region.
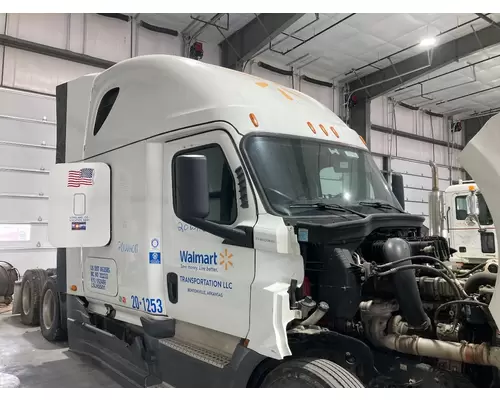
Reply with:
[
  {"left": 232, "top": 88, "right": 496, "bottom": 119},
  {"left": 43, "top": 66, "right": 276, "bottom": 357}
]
[
  {"left": 20, "top": 269, "right": 47, "bottom": 326},
  {"left": 260, "top": 358, "right": 364, "bottom": 388},
  {"left": 40, "top": 276, "right": 66, "bottom": 342}
]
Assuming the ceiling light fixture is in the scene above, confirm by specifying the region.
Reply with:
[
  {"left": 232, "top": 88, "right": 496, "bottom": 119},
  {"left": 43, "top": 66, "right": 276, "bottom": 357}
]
[{"left": 420, "top": 37, "right": 437, "bottom": 47}]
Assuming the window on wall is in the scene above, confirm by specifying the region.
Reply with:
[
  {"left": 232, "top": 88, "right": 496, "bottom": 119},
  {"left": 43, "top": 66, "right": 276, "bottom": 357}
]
[
  {"left": 455, "top": 194, "right": 493, "bottom": 225},
  {"left": 173, "top": 145, "right": 237, "bottom": 225}
]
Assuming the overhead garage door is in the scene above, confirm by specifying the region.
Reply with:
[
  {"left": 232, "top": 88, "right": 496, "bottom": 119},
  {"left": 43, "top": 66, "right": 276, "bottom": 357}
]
[{"left": 0, "top": 88, "right": 56, "bottom": 275}]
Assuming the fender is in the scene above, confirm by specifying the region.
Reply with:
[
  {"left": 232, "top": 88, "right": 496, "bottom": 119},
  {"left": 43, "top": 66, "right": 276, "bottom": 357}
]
[{"left": 287, "top": 328, "right": 376, "bottom": 384}]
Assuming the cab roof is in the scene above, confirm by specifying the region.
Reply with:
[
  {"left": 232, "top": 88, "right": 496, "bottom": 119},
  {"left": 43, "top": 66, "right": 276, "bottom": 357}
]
[{"left": 82, "top": 55, "right": 366, "bottom": 158}]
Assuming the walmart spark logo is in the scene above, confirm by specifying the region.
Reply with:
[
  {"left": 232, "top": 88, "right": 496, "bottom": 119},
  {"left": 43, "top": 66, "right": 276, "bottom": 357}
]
[{"left": 219, "top": 249, "right": 233, "bottom": 270}]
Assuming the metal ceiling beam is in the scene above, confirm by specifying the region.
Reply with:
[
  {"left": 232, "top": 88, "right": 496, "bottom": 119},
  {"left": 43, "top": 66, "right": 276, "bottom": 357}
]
[
  {"left": 347, "top": 24, "right": 500, "bottom": 100},
  {"left": 220, "top": 13, "right": 305, "bottom": 70}
]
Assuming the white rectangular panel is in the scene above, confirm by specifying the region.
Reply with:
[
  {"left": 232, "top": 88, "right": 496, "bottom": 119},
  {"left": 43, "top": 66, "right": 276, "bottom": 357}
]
[{"left": 48, "top": 162, "right": 111, "bottom": 248}]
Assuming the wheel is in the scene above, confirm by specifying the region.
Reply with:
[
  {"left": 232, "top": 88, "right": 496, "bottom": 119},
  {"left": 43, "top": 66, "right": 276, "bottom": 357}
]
[
  {"left": 260, "top": 358, "right": 364, "bottom": 388},
  {"left": 20, "top": 269, "right": 48, "bottom": 326},
  {"left": 40, "top": 276, "right": 66, "bottom": 342},
  {"left": 46, "top": 268, "right": 57, "bottom": 277}
]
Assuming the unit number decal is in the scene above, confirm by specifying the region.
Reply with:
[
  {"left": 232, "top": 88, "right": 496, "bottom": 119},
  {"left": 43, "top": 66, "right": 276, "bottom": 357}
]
[{"left": 130, "top": 295, "right": 163, "bottom": 314}]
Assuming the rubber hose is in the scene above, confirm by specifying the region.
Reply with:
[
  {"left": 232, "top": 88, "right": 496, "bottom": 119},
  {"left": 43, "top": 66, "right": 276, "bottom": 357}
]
[{"left": 464, "top": 272, "right": 497, "bottom": 295}]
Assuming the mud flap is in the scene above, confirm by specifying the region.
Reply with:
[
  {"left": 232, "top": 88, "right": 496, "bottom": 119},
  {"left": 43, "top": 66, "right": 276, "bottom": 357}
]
[{"left": 460, "top": 112, "right": 500, "bottom": 326}]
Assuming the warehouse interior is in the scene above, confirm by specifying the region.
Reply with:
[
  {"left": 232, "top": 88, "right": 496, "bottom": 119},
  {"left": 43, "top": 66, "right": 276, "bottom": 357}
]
[
  {"left": 0, "top": 13, "right": 499, "bottom": 275},
  {"left": 1, "top": 12, "right": 500, "bottom": 388}
]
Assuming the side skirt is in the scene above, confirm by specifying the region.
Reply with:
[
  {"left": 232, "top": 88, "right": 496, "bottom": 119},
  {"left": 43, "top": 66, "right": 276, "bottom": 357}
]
[{"left": 66, "top": 295, "right": 265, "bottom": 387}]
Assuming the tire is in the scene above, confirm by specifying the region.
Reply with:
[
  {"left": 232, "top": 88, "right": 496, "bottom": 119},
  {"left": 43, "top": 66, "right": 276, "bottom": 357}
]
[
  {"left": 46, "top": 268, "right": 57, "bottom": 277},
  {"left": 40, "top": 276, "right": 67, "bottom": 342},
  {"left": 20, "top": 269, "right": 48, "bottom": 326},
  {"left": 260, "top": 358, "right": 364, "bottom": 388}
]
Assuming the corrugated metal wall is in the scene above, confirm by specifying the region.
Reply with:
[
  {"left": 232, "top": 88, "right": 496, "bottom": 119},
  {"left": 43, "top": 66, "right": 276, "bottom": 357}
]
[{"left": 370, "top": 96, "right": 465, "bottom": 226}]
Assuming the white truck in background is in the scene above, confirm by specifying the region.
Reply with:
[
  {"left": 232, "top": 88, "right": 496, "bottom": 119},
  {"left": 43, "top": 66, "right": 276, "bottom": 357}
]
[
  {"left": 13, "top": 55, "right": 500, "bottom": 388},
  {"left": 428, "top": 164, "right": 497, "bottom": 268}
]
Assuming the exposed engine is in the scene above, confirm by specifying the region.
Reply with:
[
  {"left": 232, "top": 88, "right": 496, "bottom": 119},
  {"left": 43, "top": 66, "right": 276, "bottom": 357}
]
[{"left": 291, "top": 221, "right": 499, "bottom": 388}]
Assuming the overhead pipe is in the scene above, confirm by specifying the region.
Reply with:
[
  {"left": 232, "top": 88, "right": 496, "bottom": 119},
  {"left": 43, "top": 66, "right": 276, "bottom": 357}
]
[
  {"left": 257, "top": 61, "right": 293, "bottom": 76},
  {"left": 395, "top": 53, "right": 500, "bottom": 94},
  {"left": 139, "top": 21, "right": 178, "bottom": 37},
  {"left": 436, "top": 83, "right": 500, "bottom": 105},
  {"left": 268, "top": 13, "right": 321, "bottom": 55},
  {"left": 302, "top": 75, "right": 333, "bottom": 88},
  {"left": 343, "top": 14, "right": 487, "bottom": 79},
  {"left": 476, "top": 14, "right": 500, "bottom": 31},
  {"left": 96, "top": 14, "right": 130, "bottom": 23},
  {"left": 276, "top": 14, "right": 356, "bottom": 55}
]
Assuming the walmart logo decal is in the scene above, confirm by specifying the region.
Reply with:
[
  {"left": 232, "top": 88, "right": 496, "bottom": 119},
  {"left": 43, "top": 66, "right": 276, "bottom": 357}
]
[
  {"left": 219, "top": 249, "right": 233, "bottom": 270},
  {"left": 180, "top": 249, "right": 234, "bottom": 273},
  {"left": 180, "top": 250, "right": 218, "bottom": 265}
]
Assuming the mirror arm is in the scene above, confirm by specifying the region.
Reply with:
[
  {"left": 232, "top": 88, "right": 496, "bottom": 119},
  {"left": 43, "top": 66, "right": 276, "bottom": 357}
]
[{"left": 183, "top": 217, "right": 253, "bottom": 248}]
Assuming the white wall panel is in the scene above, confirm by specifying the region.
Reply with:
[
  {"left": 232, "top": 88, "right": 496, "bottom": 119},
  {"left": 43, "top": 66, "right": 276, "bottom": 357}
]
[
  {"left": 396, "top": 105, "right": 415, "bottom": 134},
  {"left": 370, "top": 129, "right": 396, "bottom": 155},
  {"left": 3, "top": 48, "right": 102, "bottom": 95},
  {"left": 0, "top": 117, "right": 55, "bottom": 146},
  {"left": 299, "top": 79, "right": 334, "bottom": 110},
  {"left": 0, "top": 145, "right": 54, "bottom": 172},
  {"left": 6, "top": 13, "right": 69, "bottom": 49},
  {"left": 0, "top": 171, "right": 49, "bottom": 194},
  {"left": 200, "top": 41, "right": 221, "bottom": 66},
  {"left": 372, "top": 154, "right": 384, "bottom": 170},
  {"left": 370, "top": 96, "right": 388, "bottom": 127},
  {"left": 84, "top": 14, "right": 131, "bottom": 62},
  {"left": 0, "top": 87, "right": 55, "bottom": 120},
  {"left": 137, "top": 26, "right": 182, "bottom": 57},
  {"left": 0, "top": 198, "right": 47, "bottom": 221},
  {"left": 396, "top": 136, "right": 433, "bottom": 160},
  {"left": 69, "top": 14, "right": 85, "bottom": 53}
]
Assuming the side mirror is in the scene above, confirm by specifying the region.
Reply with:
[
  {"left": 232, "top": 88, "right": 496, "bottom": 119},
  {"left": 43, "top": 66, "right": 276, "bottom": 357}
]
[
  {"left": 466, "top": 190, "right": 480, "bottom": 219},
  {"left": 175, "top": 154, "right": 209, "bottom": 220},
  {"left": 391, "top": 173, "right": 405, "bottom": 210}
]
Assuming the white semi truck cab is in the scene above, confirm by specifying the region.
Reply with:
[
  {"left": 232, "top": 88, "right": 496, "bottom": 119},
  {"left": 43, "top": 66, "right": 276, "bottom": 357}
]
[
  {"left": 40, "top": 55, "right": 500, "bottom": 388},
  {"left": 444, "top": 181, "right": 496, "bottom": 265}
]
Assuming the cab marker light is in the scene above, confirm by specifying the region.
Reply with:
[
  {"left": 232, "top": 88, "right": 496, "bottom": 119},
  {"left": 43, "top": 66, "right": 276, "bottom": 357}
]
[
  {"left": 70, "top": 285, "right": 77, "bottom": 292},
  {"left": 468, "top": 185, "right": 476, "bottom": 192},
  {"left": 319, "top": 124, "right": 328, "bottom": 136},
  {"left": 249, "top": 113, "right": 259, "bottom": 127},
  {"left": 330, "top": 126, "right": 339, "bottom": 138},
  {"left": 307, "top": 122, "right": 316, "bottom": 134},
  {"left": 359, "top": 135, "right": 367, "bottom": 145}
]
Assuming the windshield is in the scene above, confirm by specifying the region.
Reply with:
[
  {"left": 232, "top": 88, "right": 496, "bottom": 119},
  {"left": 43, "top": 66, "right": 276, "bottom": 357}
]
[{"left": 243, "top": 134, "right": 402, "bottom": 216}]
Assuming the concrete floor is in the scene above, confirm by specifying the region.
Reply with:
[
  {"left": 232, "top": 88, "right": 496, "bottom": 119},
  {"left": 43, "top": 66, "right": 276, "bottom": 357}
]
[{"left": 0, "top": 313, "right": 121, "bottom": 388}]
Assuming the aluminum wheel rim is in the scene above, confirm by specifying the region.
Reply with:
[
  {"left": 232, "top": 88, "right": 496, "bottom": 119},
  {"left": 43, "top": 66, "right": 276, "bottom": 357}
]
[
  {"left": 42, "top": 288, "right": 55, "bottom": 330},
  {"left": 22, "top": 280, "right": 31, "bottom": 315}
]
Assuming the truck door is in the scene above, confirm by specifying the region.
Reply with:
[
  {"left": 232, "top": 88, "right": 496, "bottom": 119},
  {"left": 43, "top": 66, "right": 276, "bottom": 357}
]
[{"left": 162, "top": 130, "right": 257, "bottom": 338}]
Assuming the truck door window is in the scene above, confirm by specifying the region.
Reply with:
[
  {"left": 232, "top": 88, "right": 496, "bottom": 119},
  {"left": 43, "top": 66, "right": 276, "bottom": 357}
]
[
  {"left": 455, "top": 196, "right": 467, "bottom": 220},
  {"left": 173, "top": 145, "right": 237, "bottom": 225},
  {"left": 455, "top": 194, "right": 493, "bottom": 225}
]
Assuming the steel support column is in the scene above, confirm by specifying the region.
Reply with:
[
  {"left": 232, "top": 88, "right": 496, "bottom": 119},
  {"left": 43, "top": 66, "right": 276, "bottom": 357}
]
[
  {"left": 220, "top": 13, "right": 304, "bottom": 70},
  {"left": 349, "top": 99, "right": 371, "bottom": 148}
]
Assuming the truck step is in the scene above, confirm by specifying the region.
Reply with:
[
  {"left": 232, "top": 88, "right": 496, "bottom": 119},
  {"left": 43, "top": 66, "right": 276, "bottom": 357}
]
[{"left": 159, "top": 338, "right": 231, "bottom": 369}]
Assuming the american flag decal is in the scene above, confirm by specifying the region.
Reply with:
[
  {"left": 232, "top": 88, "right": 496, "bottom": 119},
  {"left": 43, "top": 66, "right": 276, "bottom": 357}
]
[{"left": 67, "top": 168, "right": 94, "bottom": 188}]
